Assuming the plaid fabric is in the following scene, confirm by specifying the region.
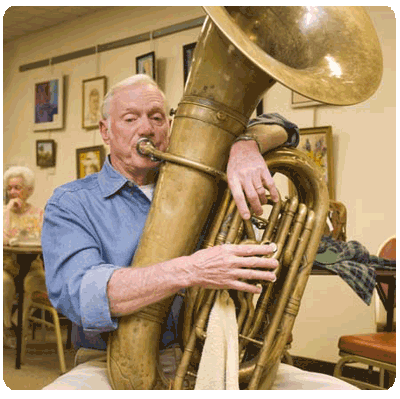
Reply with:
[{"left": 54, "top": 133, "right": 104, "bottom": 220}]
[{"left": 314, "top": 236, "right": 396, "bottom": 305}]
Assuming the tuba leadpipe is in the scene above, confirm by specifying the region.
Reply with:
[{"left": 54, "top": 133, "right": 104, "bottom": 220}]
[{"left": 107, "top": 6, "right": 383, "bottom": 390}]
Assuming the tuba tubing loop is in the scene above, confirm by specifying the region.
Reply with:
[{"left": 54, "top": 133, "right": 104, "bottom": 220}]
[{"left": 174, "top": 148, "right": 329, "bottom": 389}]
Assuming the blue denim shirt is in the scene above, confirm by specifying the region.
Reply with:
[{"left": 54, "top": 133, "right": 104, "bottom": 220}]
[
  {"left": 42, "top": 157, "right": 152, "bottom": 349},
  {"left": 42, "top": 113, "right": 299, "bottom": 350}
]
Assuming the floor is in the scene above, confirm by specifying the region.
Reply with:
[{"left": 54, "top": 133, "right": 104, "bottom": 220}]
[
  {"left": 3, "top": 325, "right": 75, "bottom": 390},
  {"left": 3, "top": 325, "right": 394, "bottom": 390}
]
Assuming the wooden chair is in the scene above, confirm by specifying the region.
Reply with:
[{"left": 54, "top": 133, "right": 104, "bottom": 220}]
[
  {"left": 21, "top": 290, "right": 68, "bottom": 374},
  {"left": 333, "top": 236, "right": 396, "bottom": 389}
]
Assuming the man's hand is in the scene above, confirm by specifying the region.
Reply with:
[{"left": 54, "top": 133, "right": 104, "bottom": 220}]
[
  {"left": 185, "top": 243, "right": 278, "bottom": 294},
  {"left": 227, "top": 140, "right": 278, "bottom": 220}
]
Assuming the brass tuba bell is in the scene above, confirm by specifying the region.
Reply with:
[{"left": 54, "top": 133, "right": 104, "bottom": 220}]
[{"left": 107, "top": 6, "right": 383, "bottom": 389}]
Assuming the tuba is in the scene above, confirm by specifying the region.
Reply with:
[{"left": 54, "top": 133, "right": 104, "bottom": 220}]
[{"left": 107, "top": 6, "right": 382, "bottom": 389}]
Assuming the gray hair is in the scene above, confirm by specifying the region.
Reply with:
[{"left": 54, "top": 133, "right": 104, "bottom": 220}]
[
  {"left": 101, "top": 74, "right": 168, "bottom": 120},
  {"left": 4, "top": 166, "right": 35, "bottom": 191}
]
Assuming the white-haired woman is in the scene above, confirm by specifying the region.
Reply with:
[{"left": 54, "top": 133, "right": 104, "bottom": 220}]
[{"left": 3, "top": 166, "right": 46, "bottom": 348}]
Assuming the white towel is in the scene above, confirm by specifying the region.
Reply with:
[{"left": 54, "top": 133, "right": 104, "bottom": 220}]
[{"left": 195, "top": 290, "right": 240, "bottom": 390}]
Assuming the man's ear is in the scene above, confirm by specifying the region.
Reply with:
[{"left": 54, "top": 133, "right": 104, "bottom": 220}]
[{"left": 99, "top": 119, "right": 110, "bottom": 144}]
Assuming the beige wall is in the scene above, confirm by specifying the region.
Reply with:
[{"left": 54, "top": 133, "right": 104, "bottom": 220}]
[{"left": 3, "top": 6, "right": 396, "bottom": 363}]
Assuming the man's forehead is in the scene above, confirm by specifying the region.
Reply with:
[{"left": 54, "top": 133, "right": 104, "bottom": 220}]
[{"left": 113, "top": 83, "right": 164, "bottom": 105}]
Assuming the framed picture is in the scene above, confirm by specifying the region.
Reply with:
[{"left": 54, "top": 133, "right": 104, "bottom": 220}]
[
  {"left": 33, "top": 74, "right": 64, "bottom": 131},
  {"left": 82, "top": 76, "right": 107, "bottom": 129},
  {"left": 291, "top": 91, "right": 322, "bottom": 108},
  {"left": 292, "top": 126, "right": 335, "bottom": 199},
  {"left": 36, "top": 140, "right": 56, "bottom": 167},
  {"left": 136, "top": 51, "right": 156, "bottom": 80},
  {"left": 76, "top": 145, "right": 105, "bottom": 179},
  {"left": 183, "top": 42, "right": 196, "bottom": 85}
]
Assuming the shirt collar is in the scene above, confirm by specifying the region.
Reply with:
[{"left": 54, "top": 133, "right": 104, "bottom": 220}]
[{"left": 97, "top": 156, "right": 130, "bottom": 198}]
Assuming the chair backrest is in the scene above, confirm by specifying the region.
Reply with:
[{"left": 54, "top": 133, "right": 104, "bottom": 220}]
[{"left": 378, "top": 236, "right": 396, "bottom": 260}]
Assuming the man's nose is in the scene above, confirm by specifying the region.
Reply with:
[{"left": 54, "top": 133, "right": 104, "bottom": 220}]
[{"left": 138, "top": 117, "right": 154, "bottom": 136}]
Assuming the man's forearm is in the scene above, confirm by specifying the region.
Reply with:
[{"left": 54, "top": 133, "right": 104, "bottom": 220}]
[
  {"left": 245, "top": 124, "right": 288, "bottom": 154},
  {"left": 107, "top": 257, "right": 189, "bottom": 317},
  {"left": 107, "top": 243, "right": 278, "bottom": 317}
]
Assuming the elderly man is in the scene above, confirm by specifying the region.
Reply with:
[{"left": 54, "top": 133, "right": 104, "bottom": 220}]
[
  {"left": 3, "top": 166, "right": 45, "bottom": 348},
  {"left": 42, "top": 75, "right": 356, "bottom": 390}
]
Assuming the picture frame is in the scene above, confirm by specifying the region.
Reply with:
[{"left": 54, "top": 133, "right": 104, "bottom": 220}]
[
  {"left": 33, "top": 74, "right": 64, "bottom": 131},
  {"left": 291, "top": 91, "right": 322, "bottom": 108},
  {"left": 82, "top": 76, "right": 107, "bottom": 129},
  {"left": 183, "top": 42, "right": 196, "bottom": 85},
  {"left": 76, "top": 145, "right": 105, "bottom": 179},
  {"left": 136, "top": 51, "right": 156, "bottom": 80},
  {"left": 36, "top": 140, "right": 56, "bottom": 168},
  {"left": 291, "top": 126, "right": 335, "bottom": 199}
]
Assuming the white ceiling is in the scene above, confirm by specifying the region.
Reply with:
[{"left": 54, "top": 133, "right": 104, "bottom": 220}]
[{"left": 3, "top": 6, "right": 117, "bottom": 44}]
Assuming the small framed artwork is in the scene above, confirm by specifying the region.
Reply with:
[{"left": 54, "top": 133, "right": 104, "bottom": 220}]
[
  {"left": 183, "top": 42, "right": 196, "bottom": 85},
  {"left": 82, "top": 76, "right": 107, "bottom": 129},
  {"left": 33, "top": 74, "right": 64, "bottom": 131},
  {"left": 291, "top": 91, "right": 322, "bottom": 108},
  {"left": 76, "top": 145, "right": 105, "bottom": 179},
  {"left": 136, "top": 51, "right": 156, "bottom": 80},
  {"left": 36, "top": 140, "right": 56, "bottom": 167},
  {"left": 292, "top": 126, "right": 335, "bottom": 199}
]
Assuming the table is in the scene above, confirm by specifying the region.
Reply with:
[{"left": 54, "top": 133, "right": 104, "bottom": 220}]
[{"left": 3, "top": 245, "right": 43, "bottom": 369}]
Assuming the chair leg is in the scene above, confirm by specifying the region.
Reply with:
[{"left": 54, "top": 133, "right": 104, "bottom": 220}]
[
  {"left": 335, "top": 353, "right": 395, "bottom": 390},
  {"left": 48, "top": 306, "right": 67, "bottom": 374},
  {"left": 379, "top": 368, "right": 385, "bottom": 388}
]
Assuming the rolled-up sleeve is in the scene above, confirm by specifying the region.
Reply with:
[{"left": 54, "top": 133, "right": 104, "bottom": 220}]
[
  {"left": 80, "top": 265, "right": 119, "bottom": 332},
  {"left": 42, "top": 192, "right": 119, "bottom": 333},
  {"left": 248, "top": 113, "right": 299, "bottom": 148}
]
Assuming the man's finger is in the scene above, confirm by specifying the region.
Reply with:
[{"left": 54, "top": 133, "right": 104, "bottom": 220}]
[
  {"left": 242, "top": 180, "right": 263, "bottom": 217},
  {"left": 226, "top": 243, "right": 277, "bottom": 256},
  {"left": 262, "top": 172, "right": 279, "bottom": 202},
  {"left": 229, "top": 179, "right": 251, "bottom": 220}
]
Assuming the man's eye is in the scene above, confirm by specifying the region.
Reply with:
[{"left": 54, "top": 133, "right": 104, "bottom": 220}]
[{"left": 152, "top": 115, "right": 164, "bottom": 123}]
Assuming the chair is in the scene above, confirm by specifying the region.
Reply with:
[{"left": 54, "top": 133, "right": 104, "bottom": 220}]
[
  {"left": 333, "top": 236, "right": 396, "bottom": 389},
  {"left": 333, "top": 332, "right": 396, "bottom": 389},
  {"left": 21, "top": 278, "right": 69, "bottom": 374}
]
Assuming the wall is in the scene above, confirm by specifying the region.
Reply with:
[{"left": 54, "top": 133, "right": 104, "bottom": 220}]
[
  {"left": 4, "top": 6, "right": 206, "bottom": 207},
  {"left": 3, "top": 6, "right": 396, "bottom": 364}
]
